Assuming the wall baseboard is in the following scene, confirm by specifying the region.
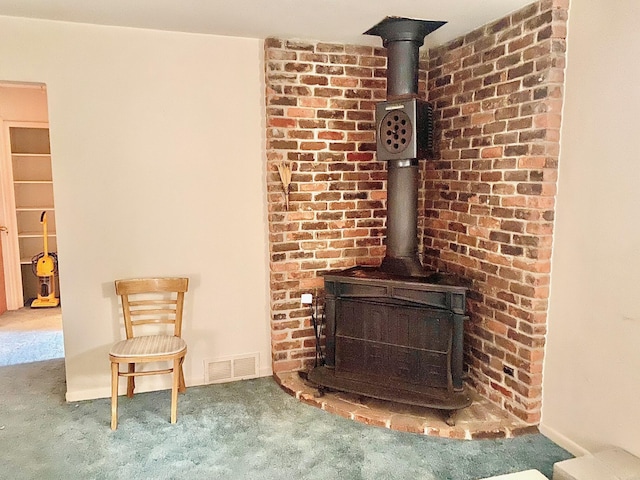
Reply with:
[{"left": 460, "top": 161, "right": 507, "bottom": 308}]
[
  {"left": 65, "top": 368, "right": 274, "bottom": 403},
  {"left": 539, "top": 424, "right": 590, "bottom": 457}
]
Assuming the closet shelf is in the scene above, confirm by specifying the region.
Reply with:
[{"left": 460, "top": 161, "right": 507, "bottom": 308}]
[
  {"left": 13, "top": 180, "right": 53, "bottom": 184},
  {"left": 18, "top": 231, "right": 56, "bottom": 238},
  {"left": 11, "top": 153, "right": 51, "bottom": 158}
]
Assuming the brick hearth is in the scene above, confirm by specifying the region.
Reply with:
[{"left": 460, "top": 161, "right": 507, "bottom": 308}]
[{"left": 275, "top": 372, "right": 538, "bottom": 439}]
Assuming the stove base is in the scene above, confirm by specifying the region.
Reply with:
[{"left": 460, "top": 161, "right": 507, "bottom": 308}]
[{"left": 308, "top": 365, "right": 472, "bottom": 411}]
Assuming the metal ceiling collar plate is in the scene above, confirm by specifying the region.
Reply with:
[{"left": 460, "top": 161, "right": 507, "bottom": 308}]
[{"left": 363, "top": 16, "right": 446, "bottom": 46}]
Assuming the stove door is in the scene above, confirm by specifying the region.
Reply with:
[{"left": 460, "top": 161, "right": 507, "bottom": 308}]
[{"left": 335, "top": 297, "right": 453, "bottom": 390}]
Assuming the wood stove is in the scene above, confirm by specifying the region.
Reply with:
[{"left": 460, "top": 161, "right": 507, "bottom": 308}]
[
  {"left": 308, "top": 267, "right": 471, "bottom": 410},
  {"left": 308, "top": 17, "right": 472, "bottom": 414}
]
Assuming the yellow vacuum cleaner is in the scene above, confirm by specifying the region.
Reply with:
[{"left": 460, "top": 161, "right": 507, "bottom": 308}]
[{"left": 31, "top": 211, "right": 59, "bottom": 308}]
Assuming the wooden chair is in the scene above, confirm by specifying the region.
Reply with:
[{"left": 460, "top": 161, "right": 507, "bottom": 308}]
[{"left": 109, "top": 277, "right": 189, "bottom": 430}]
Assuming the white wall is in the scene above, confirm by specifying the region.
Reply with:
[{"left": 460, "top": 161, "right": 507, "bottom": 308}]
[
  {"left": 0, "top": 16, "right": 271, "bottom": 400},
  {"left": 542, "top": 0, "right": 640, "bottom": 457}
]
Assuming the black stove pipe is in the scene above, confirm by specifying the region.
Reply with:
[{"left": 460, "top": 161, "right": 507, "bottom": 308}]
[
  {"left": 365, "top": 17, "right": 445, "bottom": 277},
  {"left": 365, "top": 18, "right": 445, "bottom": 99},
  {"left": 382, "top": 158, "right": 423, "bottom": 276}
]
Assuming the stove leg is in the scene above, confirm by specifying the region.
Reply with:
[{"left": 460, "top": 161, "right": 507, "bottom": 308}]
[{"left": 444, "top": 410, "right": 458, "bottom": 427}]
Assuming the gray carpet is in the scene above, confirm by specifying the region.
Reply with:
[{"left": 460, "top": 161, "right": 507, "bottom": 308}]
[
  {"left": 0, "top": 330, "right": 64, "bottom": 366},
  {"left": 0, "top": 359, "right": 572, "bottom": 480}
]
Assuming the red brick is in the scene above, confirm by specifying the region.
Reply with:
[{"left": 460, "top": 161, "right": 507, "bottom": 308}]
[
  {"left": 287, "top": 107, "right": 315, "bottom": 118},
  {"left": 272, "top": 360, "right": 302, "bottom": 373},
  {"left": 318, "top": 131, "right": 344, "bottom": 141},
  {"left": 299, "top": 97, "right": 328, "bottom": 108},
  {"left": 300, "top": 142, "right": 327, "bottom": 150},
  {"left": 347, "top": 152, "right": 374, "bottom": 162}
]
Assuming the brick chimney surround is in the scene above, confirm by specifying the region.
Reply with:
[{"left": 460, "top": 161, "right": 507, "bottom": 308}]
[{"left": 265, "top": 0, "right": 568, "bottom": 435}]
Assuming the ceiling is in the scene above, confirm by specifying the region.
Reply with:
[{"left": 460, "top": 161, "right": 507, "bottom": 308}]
[{"left": 0, "top": 0, "right": 534, "bottom": 48}]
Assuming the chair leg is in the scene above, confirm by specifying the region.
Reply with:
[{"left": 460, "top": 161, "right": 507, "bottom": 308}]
[
  {"left": 111, "top": 361, "right": 119, "bottom": 430},
  {"left": 171, "top": 358, "right": 180, "bottom": 424},
  {"left": 178, "top": 357, "right": 186, "bottom": 393},
  {"left": 127, "top": 363, "right": 135, "bottom": 398}
]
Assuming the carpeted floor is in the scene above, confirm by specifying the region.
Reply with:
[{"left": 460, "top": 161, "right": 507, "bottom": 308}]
[
  {"left": 0, "top": 306, "right": 64, "bottom": 366},
  {"left": 0, "top": 358, "right": 572, "bottom": 480},
  {"left": 0, "top": 330, "right": 64, "bottom": 366}
]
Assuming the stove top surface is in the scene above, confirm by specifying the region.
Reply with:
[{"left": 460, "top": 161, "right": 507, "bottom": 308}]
[{"left": 324, "top": 266, "right": 470, "bottom": 288}]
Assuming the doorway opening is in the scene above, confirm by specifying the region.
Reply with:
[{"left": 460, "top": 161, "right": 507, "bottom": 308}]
[{"left": 0, "top": 81, "right": 64, "bottom": 365}]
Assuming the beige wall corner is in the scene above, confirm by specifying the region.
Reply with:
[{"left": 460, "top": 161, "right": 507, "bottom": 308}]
[{"left": 543, "top": 0, "right": 640, "bottom": 457}]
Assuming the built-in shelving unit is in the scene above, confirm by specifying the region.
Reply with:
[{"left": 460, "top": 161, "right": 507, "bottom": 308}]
[{"left": 9, "top": 127, "right": 56, "bottom": 301}]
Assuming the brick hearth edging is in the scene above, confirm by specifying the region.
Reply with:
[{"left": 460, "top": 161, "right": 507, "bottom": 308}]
[{"left": 274, "top": 371, "right": 538, "bottom": 440}]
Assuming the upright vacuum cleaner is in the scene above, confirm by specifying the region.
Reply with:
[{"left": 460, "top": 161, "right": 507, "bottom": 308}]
[{"left": 30, "top": 211, "right": 59, "bottom": 308}]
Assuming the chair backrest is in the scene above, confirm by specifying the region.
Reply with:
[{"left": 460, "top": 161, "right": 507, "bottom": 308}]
[{"left": 115, "top": 277, "right": 189, "bottom": 339}]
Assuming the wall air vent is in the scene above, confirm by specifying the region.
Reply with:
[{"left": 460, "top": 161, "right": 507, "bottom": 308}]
[{"left": 204, "top": 353, "right": 259, "bottom": 384}]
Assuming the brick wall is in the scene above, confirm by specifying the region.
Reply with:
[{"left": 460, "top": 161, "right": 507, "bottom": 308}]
[
  {"left": 265, "top": 40, "right": 394, "bottom": 372},
  {"left": 423, "top": 0, "right": 568, "bottom": 423},
  {"left": 265, "top": 0, "right": 568, "bottom": 424}
]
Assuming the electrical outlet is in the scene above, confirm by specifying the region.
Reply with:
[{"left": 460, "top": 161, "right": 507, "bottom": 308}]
[{"left": 301, "top": 293, "right": 313, "bottom": 305}]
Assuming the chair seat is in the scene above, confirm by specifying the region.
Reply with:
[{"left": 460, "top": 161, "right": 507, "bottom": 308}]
[{"left": 109, "top": 335, "right": 186, "bottom": 358}]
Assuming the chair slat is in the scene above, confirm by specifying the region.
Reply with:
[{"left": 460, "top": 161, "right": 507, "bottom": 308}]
[
  {"left": 115, "top": 278, "right": 188, "bottom": 295},
  {"left": 128, "top": 299, "right": 176, "bottom": 307},
  {"left": 120, "top": 369, "right": 173, "bottom": 377},
  {"left": 131, "top": 319, "right": 176, "bottom": 326},
  {"left": 130, "top": 308, "right": 177, "bottom": 316}
]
